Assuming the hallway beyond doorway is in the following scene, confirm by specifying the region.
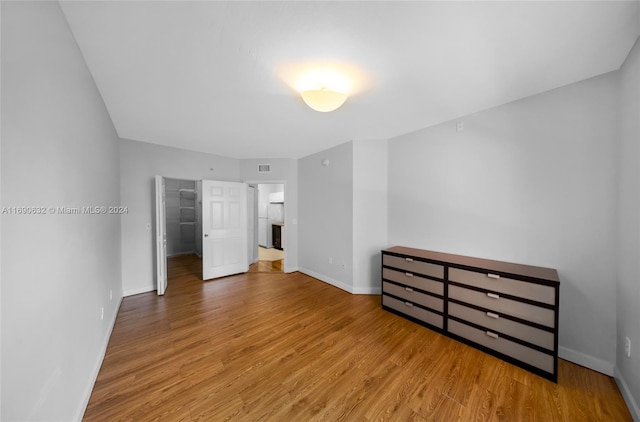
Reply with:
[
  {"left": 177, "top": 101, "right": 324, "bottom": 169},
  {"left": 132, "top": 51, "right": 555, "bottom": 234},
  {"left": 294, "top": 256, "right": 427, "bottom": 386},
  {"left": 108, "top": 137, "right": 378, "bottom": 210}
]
[
  {"left": 249, "top": 247, "right": 283, "bottom": 273},
  {"left": 258, "top": 246, "right": 284, "bottom": 262}
]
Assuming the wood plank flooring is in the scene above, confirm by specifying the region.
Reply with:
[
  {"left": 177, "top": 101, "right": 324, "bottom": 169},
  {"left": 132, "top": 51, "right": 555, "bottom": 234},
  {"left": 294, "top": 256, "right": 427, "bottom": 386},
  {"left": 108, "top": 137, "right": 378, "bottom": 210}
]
[
  {"left": 83, "top": 254, "right": 632, "bottom": 421},
  {"left": 248, "top": 259, "right": 283, "bottom": 273}
]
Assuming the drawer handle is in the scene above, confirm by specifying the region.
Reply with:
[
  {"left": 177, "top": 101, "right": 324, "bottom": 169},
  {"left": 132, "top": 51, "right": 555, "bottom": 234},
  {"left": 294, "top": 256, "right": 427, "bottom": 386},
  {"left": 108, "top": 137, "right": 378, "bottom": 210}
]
[
  {"left": 487, "top": 292, "right": 500, "bottom": 299},
  {"left": 405, "top": 257, "right": 414, "bottom": 262},
  {"left": 487, "top": 273, "right": 500, "bottom": 279},
  {"left": 405, "top": 272, "right": 414, "bottom": 278},
  {"left": 486, "top": 312, "right": 499, "bottom": 319},
  {"left": 405, "top": 287, "right": 414, "bottom": 292},
  {"left": 404, "top": 302, "right": 414, "bottom": 307},
  {"left": 486, "top": 331, "right": 499, "bottom": 339}
]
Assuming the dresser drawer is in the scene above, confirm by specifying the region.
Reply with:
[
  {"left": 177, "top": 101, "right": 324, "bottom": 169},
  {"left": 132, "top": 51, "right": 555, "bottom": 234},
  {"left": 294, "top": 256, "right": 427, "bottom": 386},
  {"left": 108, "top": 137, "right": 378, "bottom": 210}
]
[
  {"left": 449, "top": 268, "right": 555, "bottom": 305},
  {"left": 448, "top": 319, "right": 554, "bottom": 373},
  {"left": 382, "top": 268, "right": 444, "bottom": 296},
  {"left": 382, "top": 295, "right": 443, "bottom": 329},
  {"left": 449, "top": 285, "right": 555, "bottom": 328},
  {"left": 383, "top": 281, "right": 443, "bottom": 312},
  {"left": 383, "top": 255, "right": 444, "bottom": 279},
  {"left": 448, "top": 302, "right": 555, "bottom": 351}
]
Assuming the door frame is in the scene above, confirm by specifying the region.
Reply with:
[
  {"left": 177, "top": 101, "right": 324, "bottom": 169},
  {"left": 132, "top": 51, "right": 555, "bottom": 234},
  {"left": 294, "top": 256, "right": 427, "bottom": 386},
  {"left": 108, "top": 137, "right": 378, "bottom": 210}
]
[
  {"left": 154, "top": 175, "right": 167, "bottom": 295},
  {"left": 247, "top": 185, "right": 258, "bottom": 265}
]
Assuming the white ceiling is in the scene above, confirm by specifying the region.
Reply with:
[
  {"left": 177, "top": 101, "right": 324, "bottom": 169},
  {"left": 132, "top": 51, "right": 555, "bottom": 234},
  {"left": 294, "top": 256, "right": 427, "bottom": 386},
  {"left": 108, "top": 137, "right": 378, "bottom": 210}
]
[{"left": 59, "top": 1, "right": 640, "bottom": 159}]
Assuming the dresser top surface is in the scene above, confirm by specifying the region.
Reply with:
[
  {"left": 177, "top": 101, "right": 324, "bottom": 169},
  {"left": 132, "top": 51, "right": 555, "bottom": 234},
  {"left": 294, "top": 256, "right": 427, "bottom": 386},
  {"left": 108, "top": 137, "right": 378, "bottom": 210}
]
[{"left": 384, "top": 246, "right": 560, "bottom": 283}]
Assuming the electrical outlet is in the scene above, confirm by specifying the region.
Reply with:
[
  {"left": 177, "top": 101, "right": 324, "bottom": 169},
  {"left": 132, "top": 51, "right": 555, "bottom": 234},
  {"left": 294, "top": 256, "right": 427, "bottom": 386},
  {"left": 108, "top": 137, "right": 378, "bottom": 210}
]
[
  {"left": 625, "top": 337, "right": 631, "bottom": 358},
  {"left": 110, "top": 290, "right": 113, "bottom": 301},
  {"left": 328, "top": 257, "right": 333, "bottom": 264},
  {"left": 100, "top": 307, "right": 104, "bottom": 321}
]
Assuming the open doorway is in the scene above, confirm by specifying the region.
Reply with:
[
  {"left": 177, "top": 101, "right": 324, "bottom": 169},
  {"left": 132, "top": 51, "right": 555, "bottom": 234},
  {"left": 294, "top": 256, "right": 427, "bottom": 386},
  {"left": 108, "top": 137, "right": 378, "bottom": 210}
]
[
  {"left": 249, "top": 183, "right": 285, "bottom": 273},
  {"left": 157, "top": 178, "right": 280, "bottom": 293}
]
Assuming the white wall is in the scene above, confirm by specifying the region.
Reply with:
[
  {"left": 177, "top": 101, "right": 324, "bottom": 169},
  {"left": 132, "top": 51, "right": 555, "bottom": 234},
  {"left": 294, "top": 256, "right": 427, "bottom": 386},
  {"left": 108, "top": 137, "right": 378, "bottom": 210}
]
[
  {"left": 298, "top": 142, "right": 354, "bottom": 291},
  {"left": 388, "top": 73, "right": 619, "bottom": 373},
  {"left": 353, "top": 140, "right": 388, "bottom": 294},
  {"left": 1, "top": 2, "right": 122, "bottom": 420},
  {"left": 297, "top": 139, "right": 388, "bottom": 295},
  {"left": 240, "top": 159, "right": 298, "bottom": 271},
  {"left": 119, "top": 138, "right": 239, "bottom": 295},
  {"left": 615, "top": 37, "right": 640, "bottom": 420}
]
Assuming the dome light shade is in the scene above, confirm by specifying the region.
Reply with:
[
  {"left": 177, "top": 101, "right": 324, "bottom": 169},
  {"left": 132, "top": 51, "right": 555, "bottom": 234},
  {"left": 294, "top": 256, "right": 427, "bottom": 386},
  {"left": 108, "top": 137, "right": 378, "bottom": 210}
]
[{"left": 300, "top": 87, "right": 348, "bottom": 112}]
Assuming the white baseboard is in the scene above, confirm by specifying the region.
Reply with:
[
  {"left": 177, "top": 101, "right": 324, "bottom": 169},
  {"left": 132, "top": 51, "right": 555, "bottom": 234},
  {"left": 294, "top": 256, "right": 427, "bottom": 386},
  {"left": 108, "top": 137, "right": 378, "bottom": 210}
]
[
  {"left": 298, "top": 267, "right": 354, "bottom": 293},
  {"left": 75, "top": 296, "right": 122, "bottom": 421},
  {"left": 614, "top": 367, "right": 640, "bottom": 422},
  {"left": 284, "top": 266, "right": 299, "bottom": 274},
  {"left": 123, "top": 285, "right": 154, "bottom": 297},
  {"left": 297, "top": 268, "right": 380, "bottom": 295},
  {"left": 558, "top": 346, "right": 614, "bottom": 376},
  {"left": 353, "top": 286, "right": 381, "bottom": 295}
]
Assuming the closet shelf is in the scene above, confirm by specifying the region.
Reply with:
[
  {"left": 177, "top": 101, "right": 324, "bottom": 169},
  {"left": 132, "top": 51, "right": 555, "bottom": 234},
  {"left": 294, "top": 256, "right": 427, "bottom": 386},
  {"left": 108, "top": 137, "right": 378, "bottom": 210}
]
[{"left": 179, "top": 189, "right": 197, "bottom": 200}]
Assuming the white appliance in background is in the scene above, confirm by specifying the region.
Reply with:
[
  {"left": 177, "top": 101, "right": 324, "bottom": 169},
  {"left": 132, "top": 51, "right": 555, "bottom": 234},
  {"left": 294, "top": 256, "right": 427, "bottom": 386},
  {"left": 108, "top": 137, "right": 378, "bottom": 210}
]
[
  {"left": 268, "top": 191, "right": 284, "bottom": 203},
  {"left": 257, "top": 184, "right": 284, "bottom": 248},
  {"left": 268, "top": 203, "right": 284, "bottom": 224},
  {"left": 259, "top": 203, "right": 284, "bottom": 248}
]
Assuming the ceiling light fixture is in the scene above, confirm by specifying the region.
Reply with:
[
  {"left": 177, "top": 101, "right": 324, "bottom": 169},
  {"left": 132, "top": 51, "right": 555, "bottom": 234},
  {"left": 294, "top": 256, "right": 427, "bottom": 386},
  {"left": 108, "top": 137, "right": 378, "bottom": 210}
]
[
  {"left": 300, "top": 86, "right": 348, "bottom": 113},
  {"left": 278, "top": 62, "right": 371, "bottom": 113}
]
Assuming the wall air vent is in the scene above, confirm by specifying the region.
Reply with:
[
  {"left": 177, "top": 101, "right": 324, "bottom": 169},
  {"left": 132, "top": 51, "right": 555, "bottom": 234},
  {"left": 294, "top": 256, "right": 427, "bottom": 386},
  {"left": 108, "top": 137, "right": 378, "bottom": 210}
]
[{"left": 258, "top": 164, "right": 271, "bottom": 173}]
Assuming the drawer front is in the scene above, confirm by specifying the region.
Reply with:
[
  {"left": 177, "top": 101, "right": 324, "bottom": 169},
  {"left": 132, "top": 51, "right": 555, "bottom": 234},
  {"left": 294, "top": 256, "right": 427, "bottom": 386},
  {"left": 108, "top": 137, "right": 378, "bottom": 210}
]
[
  {"left": 383, "top": 281, "right": 444, "bottom": 312},
  {"left": 383, "top": 255, "right": 444, "bottom": 279},
  {"left": 448, "top": 319, "right": 554, "bottom": 373},
  {"left": 383, "top": 295, "right": 443, "bottom": 329},
  {"left": 448, "top": 302, "right": 555, "bottom": 351},
  {"left": 382, "top": 268, "right": 444, "bottom": 296},
  {"left": 449, "top": 268, "right": 555, "bottom": 305},
  {"left": 449, "top": 285, "right": 555, "bottom": 328}
]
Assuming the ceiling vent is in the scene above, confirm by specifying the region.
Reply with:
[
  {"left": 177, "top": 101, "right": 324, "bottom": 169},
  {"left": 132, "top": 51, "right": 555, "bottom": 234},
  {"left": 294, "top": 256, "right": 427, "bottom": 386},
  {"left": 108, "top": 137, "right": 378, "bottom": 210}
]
[{"left": 258, "top": 164, "right": 271, "bottom": 173}]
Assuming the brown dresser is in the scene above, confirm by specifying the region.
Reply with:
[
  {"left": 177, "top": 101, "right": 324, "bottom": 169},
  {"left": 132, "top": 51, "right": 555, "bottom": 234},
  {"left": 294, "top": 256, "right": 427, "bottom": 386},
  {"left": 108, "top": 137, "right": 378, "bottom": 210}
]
[{"left": 382, "top": 246, "right": 560, "bottom": 382}]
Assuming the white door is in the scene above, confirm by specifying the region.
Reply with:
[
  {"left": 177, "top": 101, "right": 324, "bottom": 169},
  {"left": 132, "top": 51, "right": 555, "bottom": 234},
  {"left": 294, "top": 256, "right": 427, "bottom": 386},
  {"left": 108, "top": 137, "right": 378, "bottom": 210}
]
[
  {"left": 202, "top": 180, "right": 249, "bottom": 280},
  {"left": 155, "top": 175, "right": 168, "bottom": 295}
]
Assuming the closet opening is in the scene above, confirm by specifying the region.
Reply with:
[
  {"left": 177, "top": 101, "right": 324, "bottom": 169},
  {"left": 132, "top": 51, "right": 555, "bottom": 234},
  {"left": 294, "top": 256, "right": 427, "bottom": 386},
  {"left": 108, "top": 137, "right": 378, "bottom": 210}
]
[{"left": 164, "top": 178, "right": 202, "bottom": 281}]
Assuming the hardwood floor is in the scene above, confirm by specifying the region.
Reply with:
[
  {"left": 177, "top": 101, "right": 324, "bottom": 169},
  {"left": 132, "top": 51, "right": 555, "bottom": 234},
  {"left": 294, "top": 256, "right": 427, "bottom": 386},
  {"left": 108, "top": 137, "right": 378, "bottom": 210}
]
[
  {"left": 249, "top": 247, "right": 284, "bottom": 273},
  {"left": 248, "top": 259, "right": 283, "bottom": 273},
  {"left": 84, "top": 255, "right": 632, "bottom": 421}
]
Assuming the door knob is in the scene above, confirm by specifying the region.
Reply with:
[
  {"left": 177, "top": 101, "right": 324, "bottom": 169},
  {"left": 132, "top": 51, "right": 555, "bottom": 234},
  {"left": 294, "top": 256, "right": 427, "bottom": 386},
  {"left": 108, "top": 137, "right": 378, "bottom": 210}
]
[{"left": 204, "top": 234, "right": 209, "bottom": 237}]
